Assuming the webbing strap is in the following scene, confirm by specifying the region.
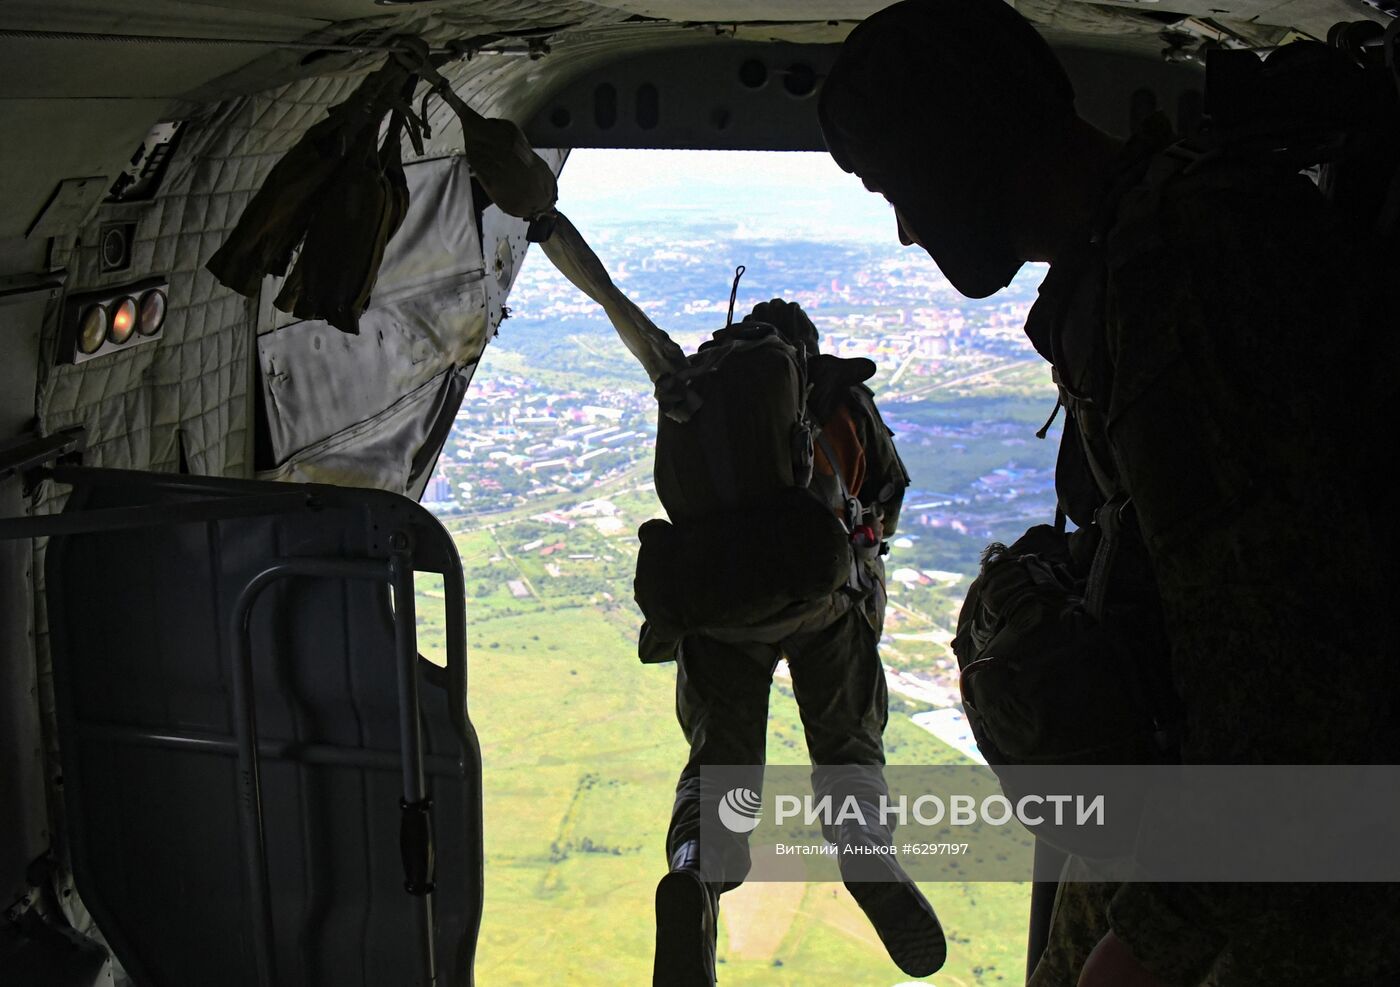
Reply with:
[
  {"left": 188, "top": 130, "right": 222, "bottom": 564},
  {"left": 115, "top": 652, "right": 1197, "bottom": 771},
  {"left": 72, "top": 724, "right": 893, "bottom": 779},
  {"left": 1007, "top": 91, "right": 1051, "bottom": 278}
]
[
  {"left": 1083, "top": 494, "right": 1129, "bottom": 622},
  {"left": 816, "top": 429, "right": 868, "bottom": 595},
  {"left": 814, "top": 430, "right": 860, "bottom": 535},
  {"left": 395, "top": 41, "right": 558, "bottom": 221}
]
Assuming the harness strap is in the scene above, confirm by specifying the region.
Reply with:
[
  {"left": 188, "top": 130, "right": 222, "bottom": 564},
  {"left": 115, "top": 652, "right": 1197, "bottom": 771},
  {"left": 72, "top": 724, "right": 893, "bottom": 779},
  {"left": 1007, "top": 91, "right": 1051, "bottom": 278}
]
[
  {"left": 815, "top": 429, "right": 870, "bottom": 594},
  {"left": 815, "top": 430, "right": 860, "bottom": 534},
  {"left": 1083, "top": 493, "right": 1129, "bottom": 622}
]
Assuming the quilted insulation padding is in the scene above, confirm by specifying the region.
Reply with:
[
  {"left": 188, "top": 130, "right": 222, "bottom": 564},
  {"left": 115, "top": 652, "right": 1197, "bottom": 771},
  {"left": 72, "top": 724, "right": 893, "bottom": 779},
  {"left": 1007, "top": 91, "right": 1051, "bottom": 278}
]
[
  {"left": 26, "top": 0, "right": 676, "bottom": 491},
  {"left": 32, "top": 0, "right": 634, "bottom": 490},
  {"left": 38, "top": 70, "right": 389, "bottom": 484}
]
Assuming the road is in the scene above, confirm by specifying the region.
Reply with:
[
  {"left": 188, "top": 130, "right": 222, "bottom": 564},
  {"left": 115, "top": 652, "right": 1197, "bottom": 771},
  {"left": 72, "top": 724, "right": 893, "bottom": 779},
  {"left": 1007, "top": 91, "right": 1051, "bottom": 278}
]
[{"left": 882, "top": 357, "right": 1040, "bottom": 401}]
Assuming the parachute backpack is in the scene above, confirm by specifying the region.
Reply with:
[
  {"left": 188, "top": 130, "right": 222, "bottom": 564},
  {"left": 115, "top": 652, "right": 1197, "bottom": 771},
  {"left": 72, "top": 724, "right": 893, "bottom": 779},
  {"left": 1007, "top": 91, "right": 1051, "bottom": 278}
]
[
  {"left": 634, "top": 290, "right": 862, "bottom": 657},
  {"left": 652, "top": 316, "right": 815, "bottom": 521}
]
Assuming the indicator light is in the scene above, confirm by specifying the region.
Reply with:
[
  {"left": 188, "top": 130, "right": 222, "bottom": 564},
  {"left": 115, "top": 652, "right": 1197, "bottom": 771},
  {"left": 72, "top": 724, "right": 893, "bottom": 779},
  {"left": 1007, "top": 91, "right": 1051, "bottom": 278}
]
[
  {"left": 62, "top": 277, "right": 170, "bottom": 364},
  {"left": 137, "top": 289, "right": 166, "bottom": 336},
  {"left": 109, "top": 296, "right": 138, "bottom": 344},
  {"left": 78, "top": 304, "right": 107, "bottom": 354}
]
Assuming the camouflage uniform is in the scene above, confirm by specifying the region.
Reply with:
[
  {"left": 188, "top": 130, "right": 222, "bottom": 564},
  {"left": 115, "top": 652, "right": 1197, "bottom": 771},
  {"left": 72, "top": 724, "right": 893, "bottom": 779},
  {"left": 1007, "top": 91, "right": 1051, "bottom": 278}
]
[
  {"left": 665, "top": 380, "right": 905, "bottom": 879},
  {"left": 665, "top": 582, "right": 889, "bottom": 883},
  {"left": 1025, "top": 129, "right": 1400, "bottom": 986}
]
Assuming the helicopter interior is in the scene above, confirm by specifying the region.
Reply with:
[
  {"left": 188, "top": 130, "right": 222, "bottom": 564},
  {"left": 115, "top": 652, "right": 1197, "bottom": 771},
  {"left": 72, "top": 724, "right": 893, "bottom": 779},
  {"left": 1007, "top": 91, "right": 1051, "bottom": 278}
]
[{"left": 0, "top": 1, "right": 1388, "bottom": 984}]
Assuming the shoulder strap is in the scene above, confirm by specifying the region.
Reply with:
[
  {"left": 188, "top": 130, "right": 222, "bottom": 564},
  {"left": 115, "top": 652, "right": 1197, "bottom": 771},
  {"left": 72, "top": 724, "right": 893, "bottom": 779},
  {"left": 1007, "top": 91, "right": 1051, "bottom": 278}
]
[{"left": 814, "top": 429, "right": 860, "bottom": 535}]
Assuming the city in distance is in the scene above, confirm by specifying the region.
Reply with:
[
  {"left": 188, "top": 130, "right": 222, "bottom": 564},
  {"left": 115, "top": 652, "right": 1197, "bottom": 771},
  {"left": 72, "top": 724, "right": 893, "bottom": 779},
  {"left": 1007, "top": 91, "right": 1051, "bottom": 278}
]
[{"left": 416, "top": 150, "right": 1056, "bottom": 986}]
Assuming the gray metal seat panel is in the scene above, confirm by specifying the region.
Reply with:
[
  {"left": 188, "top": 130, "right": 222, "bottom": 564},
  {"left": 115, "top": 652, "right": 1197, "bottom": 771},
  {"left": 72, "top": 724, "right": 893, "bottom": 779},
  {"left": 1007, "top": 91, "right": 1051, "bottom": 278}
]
[{"left": 46, "top": 468, "right": 481, "bottom": 987}]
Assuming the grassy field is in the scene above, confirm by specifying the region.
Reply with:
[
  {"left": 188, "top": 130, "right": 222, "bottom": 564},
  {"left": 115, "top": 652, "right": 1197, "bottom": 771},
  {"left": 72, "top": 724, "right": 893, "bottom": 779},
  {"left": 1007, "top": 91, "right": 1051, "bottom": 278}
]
[{"left": 415, "top": 497, "right": 1030, "bottom": 987}]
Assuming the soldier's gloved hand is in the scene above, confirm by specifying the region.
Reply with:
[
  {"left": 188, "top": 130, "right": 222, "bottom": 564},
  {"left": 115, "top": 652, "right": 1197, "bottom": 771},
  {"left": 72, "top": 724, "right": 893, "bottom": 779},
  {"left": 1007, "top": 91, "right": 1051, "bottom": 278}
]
[
  {"left": 1077, "top": 931, "right": 1175, "bottom": 987},
  {"left": 745, "top": 298, "right": 818, "bottom": 358}
]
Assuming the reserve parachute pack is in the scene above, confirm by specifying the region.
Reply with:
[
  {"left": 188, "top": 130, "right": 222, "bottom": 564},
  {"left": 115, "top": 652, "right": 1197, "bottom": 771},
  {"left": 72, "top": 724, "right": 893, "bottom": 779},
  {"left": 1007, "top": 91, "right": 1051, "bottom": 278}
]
[
  {"left": 635, "top": 299, "right": 906, "bottom": 661},
  {"left": 952, "top": 506, "right": 1178, "bottom": 771}
]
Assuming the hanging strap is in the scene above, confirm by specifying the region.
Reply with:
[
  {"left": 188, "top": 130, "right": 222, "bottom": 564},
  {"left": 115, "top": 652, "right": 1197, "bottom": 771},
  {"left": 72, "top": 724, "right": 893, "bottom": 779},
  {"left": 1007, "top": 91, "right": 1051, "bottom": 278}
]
[
  {"left": 392, "top": 39, "right": 557, "bottom": 220},
  {"left": 1083, "top": 493, "right": 1130, "bottom": 622}
]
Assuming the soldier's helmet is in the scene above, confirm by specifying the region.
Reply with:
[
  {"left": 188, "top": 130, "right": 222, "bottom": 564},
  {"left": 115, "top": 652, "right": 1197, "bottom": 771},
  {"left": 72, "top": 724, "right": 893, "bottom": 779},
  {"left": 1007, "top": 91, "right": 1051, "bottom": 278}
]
[
  {"left": 744, "top": 298, "right": 819, "bottom": 359},
  {"left": 818, "top": 0, "right": 1077, "bottom": 298}
]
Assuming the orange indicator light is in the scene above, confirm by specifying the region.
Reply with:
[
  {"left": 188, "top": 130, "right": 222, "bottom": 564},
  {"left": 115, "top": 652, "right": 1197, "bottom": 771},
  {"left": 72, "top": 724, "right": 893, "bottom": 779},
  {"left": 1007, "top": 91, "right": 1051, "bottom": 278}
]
[{"left": 109, "top": 297, "right": 138, "bottom": 344}]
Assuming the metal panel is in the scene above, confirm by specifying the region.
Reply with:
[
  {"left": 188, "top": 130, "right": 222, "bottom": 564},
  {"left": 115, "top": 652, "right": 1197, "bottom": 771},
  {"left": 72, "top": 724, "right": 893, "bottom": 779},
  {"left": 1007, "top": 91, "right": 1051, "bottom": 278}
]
[
  {"left": 258, "top": 283, "right": 486, "bottom": 467},
  {"left": 255, "top": 155, "right": 489, "bottom": 488},
  {"left": 0, "top": 486, "right": 43, "bottom": 904},
  {"left": 479, "top": 148, "right": 568, "bottom": 335},
  {"left": 44, "top": 468, "right": 482, "bottom": 987},
  {"left": 0, "top": 99, "right": 169, "bottom": 239},
  {"left": 523, "top": 39, "right": 1204, "bottom": 149},
  {"left": 558, "top": 0, "right": 1362, "bottom": 35},
  {"left": 524, "top": 42, "right": 844, "bottom": 151},
  {"left": 375, "top": 155, "right": 485, "bottom": 296},
  {"left": 0, "top": 254, "right": 52, "bottom": 907}
]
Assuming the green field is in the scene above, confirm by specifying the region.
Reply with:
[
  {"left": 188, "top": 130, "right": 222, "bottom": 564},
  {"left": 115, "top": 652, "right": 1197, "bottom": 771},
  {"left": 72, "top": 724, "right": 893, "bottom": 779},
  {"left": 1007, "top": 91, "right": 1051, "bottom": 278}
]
[{"left": 415, "top": 490, "right": 1030, "bottom": 987}]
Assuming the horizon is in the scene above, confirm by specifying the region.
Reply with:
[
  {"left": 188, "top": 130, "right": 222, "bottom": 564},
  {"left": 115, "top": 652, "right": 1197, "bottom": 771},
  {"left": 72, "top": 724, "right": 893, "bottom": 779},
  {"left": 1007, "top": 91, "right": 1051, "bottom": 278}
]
[
  {"left": 501, "top": 148, "right": 1049, "bottom": 356},
  {"left": 550, "top": 147, "right": 903, "bottom": 243}
]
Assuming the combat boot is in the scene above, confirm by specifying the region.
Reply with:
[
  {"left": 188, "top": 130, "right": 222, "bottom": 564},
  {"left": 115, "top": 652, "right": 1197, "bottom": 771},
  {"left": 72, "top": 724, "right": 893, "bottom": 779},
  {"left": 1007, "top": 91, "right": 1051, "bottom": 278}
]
[
  {"left": 653, "top": 840, "right": 720, "bottom": 986},
  {"left": 837, "top": 822, "right": 947, "bottom": 977}
]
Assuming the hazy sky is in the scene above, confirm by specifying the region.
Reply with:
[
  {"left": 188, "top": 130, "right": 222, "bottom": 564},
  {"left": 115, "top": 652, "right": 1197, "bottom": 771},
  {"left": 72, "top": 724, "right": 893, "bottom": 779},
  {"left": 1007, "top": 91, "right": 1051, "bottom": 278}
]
[{"left": 551, "top": 148, "right": 902, "bottom": 243}]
